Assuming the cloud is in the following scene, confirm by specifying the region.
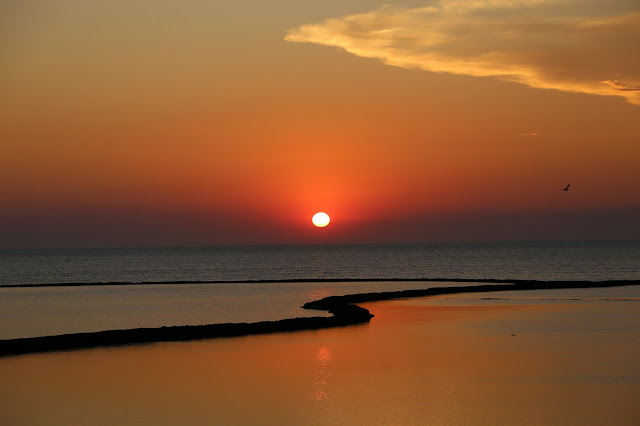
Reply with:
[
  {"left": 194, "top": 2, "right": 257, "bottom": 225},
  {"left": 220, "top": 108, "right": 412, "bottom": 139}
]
[
  {"left": 285, "top": 0, "right": 640, "bottom": 105},
  {"left": 601, "top": 80, "right": 640, "bottom": 92}
]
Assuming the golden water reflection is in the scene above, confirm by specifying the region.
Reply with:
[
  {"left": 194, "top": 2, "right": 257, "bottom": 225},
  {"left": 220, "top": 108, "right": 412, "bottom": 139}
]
[
  {"left": 1, "top": 286, "right": 639, "bottom": 425},
  {"left": 313, "top": 346, "right": 333, "bottom": 402}
]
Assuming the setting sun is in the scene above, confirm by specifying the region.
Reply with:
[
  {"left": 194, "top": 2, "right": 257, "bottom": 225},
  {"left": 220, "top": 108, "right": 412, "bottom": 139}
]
[{"left": 312, "top": 212, "right": 331, "bottom": 228}]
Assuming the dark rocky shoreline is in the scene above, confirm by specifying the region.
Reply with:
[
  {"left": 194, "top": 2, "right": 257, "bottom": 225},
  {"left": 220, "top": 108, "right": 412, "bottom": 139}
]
[{"left": 1, "top": 279, "right": 637, "bottom": 357}]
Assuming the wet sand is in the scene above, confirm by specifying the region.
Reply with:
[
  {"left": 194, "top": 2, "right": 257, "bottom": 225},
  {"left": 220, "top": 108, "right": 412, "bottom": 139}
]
[{"left": 1, "top": 285, "right": 638, "bottom": 425}]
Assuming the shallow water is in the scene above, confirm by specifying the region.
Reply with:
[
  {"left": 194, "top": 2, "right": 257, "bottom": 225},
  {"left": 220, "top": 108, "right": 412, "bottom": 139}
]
[
  {"left": 2, "top": 240, "right": 638, "bottom": 340},
  {"left": 0, "top": 280, "right": 483, "bottom": 339},
  {"left": 2, "top": 286, "right": 638, "bottom": 425}
]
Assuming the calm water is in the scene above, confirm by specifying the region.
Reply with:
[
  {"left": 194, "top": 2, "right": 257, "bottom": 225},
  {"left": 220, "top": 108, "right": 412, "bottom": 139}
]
[
  {"left": 2, "top": 243, "right": 639, "bottom": 424},
  {"left": 2, "top": 241, "right": 639, "bottom": 285},
  {"left": 2, "top": 286, "right": 638, "bottom": 425},
  {"left": 0, "top": 280, "right": 466, "bottom": 339},
  {"left": 1, "top": 241, "right": 638, "bottom": 339}
]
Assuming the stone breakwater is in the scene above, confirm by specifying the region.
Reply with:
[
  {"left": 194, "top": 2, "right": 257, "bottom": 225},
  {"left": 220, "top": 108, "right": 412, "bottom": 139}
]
[
  {"left": 0, "top": 301, "right": 374, "bottom": 357},
  {"left": 1, "top": 280, "right": 637, "bottom": 357},
  {"left": 303, "top": 279, "right": 639, "bottom": 308}
]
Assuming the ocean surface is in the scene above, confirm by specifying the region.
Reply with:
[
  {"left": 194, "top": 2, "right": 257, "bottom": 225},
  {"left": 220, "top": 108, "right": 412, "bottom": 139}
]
[
  {"left": 3, "top": 285, "right": 639, "bottom": 424},
  {"left": 2, "top": 240, "right": 639, "bottom": 285},
  {"left": 1, "top": 241, "right": 638, "bottom": 339}
]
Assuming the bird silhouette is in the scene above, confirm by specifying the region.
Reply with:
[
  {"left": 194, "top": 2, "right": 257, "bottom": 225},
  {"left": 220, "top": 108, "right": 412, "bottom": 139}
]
[{"left": 563, "top": 184, "right": 570, "bottom": 191}]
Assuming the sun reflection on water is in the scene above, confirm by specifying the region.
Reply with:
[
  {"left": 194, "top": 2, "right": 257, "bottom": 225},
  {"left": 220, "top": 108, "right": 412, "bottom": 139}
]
[{"left": 313, "top": 346, "right": 333, "bottom": 402}]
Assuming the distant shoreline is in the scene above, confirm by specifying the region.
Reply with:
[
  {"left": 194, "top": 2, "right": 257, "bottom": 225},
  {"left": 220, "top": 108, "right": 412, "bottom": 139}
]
[
  {"left": 1, "top": 277, "right": 635, "bottom": 288},
  {"left": 1, "top": 279, "right": 638, "bottom": 357}
]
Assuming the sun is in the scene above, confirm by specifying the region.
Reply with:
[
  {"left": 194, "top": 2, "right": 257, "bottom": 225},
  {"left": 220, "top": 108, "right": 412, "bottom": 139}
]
[{"left": 312, "top": 212, "right": 331, "bottom": 228}]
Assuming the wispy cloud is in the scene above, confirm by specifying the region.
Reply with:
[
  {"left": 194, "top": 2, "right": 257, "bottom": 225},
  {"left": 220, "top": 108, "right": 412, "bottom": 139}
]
[
  {"left": 285, "top": 0, "right": 640, "bottom": 105},
  {"left": 601, "top": 80, "right": 640, "bottom": 92}
]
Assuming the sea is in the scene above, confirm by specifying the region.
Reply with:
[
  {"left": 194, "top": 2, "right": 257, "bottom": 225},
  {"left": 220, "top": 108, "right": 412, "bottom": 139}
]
[{"left": 1, "top": 241, "right": 638, "bottom": 340}]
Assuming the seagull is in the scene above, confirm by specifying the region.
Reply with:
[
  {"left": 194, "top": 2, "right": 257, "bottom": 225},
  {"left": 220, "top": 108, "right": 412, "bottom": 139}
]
[{"left": 563, "top": 184, "right": 570, "bottom": 191}]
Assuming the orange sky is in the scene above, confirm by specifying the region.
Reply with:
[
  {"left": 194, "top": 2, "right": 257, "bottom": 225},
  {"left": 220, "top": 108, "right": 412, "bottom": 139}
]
[{"left": 1, "top": 0, "right": 639, "bottom": 248}]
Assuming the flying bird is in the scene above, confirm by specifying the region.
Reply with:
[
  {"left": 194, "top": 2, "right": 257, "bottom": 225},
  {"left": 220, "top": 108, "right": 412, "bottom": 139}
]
[{"left": 563, "top": 184, "right": 570, "bottom": 191}]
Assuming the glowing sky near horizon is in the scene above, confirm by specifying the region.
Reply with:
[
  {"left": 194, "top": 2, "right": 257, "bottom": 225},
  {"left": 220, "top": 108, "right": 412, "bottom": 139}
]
[{"left": 1, "top": 0, "right": 639, "bottom": 248}]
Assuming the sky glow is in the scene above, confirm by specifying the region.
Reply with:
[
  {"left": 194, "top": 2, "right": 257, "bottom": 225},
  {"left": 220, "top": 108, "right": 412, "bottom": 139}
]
[{"left": 1, "top": 0, "right": 638, "bottom": 248}]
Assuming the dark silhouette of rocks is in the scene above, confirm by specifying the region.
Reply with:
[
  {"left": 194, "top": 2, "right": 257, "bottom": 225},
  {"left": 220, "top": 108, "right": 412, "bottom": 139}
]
[
  {"left": 303, "top": 279, "right": 637, "bottom": 309},
  {"left": 1, "top": 279, "right": 637, "bottom": 357},
  {"left": 0, "top": 277, "right": 604, "bottom": 288},
  {"left": 0, "top": 306, "right": 373, "bottom": 357}
]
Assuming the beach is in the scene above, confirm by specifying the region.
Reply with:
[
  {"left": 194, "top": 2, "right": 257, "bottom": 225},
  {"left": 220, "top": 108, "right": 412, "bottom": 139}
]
[{"left": 1, "top": 284, "right": 638, "bottom": 425}]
